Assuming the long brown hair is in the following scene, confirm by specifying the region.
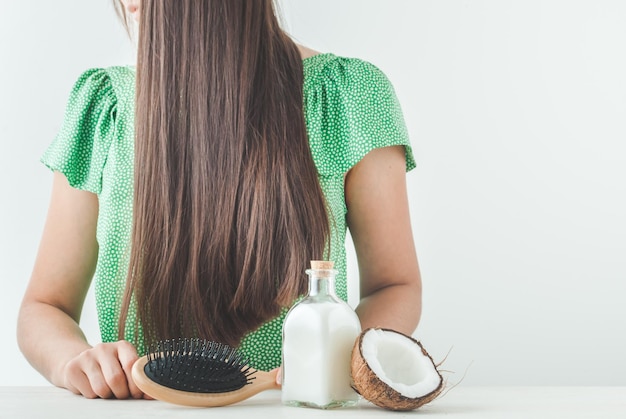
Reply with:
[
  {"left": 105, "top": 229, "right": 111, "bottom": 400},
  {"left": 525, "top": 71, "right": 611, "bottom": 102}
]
[{"left": 118, "top": 0, "right": 329, "bottom": 348}]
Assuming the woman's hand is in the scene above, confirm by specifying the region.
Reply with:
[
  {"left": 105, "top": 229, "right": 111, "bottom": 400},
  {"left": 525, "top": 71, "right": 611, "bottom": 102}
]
[
  {"left": 61, "top": 341, "right": 145, "bottom": 399},
  {"left": 271, "top": 366, "right": 283, "bottom": 387}
]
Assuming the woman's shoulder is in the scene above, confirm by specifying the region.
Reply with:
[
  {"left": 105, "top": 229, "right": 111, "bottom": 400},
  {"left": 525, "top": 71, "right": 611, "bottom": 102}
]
[
  {"left": 302, "top": 50, "right": 389, "bottom": 88},
  {"left": 39, "top": 65, "right": 136, "bottom": 193},
  {"left": 73, "top": 66, "right": 135, "bottom": 100},
  {"left": 59, "top": 66, "right": 137, "bottom": 129},
  {"left": 55, "top": 67, "right": 133, "bottom": 121},
  {"left": 301, "top": 51, "right": 414, "bottom": 177}
]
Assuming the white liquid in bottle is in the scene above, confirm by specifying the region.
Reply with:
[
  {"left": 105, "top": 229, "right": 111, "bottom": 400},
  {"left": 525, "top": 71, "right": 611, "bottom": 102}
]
[{"left": 281, "top": 261, "right": 361, "bottom": 409}]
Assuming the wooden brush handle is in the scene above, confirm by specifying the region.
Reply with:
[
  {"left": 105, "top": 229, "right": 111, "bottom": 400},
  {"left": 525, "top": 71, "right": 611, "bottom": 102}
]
[{"left": 131, "top": 356, "right": 280, "bottom": 407}]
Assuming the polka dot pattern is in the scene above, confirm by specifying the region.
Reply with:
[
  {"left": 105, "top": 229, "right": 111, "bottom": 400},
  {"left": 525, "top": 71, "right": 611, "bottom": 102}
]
[{"left": 40, "top": 53, "right": 414, "bottom": 371}]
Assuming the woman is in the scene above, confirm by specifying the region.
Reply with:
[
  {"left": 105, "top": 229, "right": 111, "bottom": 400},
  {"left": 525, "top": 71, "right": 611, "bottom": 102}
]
[{"left": 17, "top": 0, "right": 422, "bottom": 399}]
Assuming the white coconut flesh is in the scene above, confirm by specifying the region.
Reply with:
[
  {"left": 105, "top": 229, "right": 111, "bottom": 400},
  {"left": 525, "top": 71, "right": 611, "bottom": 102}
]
[{"left": 361, "top": 329, "right": 440, "bottom": 399}]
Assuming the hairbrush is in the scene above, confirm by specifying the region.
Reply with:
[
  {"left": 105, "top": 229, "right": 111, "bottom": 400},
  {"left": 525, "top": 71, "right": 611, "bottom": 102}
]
[{"left": 131, "top": 338, "right": 280, "bottom": 407}]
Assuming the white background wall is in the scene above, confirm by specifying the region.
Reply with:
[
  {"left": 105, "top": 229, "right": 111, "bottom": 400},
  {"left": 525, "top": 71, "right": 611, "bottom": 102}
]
[{"left": 1, "top": 0, "right": 624, "bottom": 387}]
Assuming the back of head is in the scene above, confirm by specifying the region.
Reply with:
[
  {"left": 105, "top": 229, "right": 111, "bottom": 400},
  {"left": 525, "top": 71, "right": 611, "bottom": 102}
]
[{"left": 120, "top": 0, "right": 330, "bottom": 348}]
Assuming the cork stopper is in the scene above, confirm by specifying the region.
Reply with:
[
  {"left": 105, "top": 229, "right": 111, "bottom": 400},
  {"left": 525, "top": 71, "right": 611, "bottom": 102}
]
[{"left": 310, "top": 260, "right": 334, "bottom": 270}]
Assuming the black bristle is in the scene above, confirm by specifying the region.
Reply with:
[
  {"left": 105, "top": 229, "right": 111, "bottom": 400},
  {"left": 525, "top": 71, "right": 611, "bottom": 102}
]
[{"left": 143, "top": 338, "right": 255, "bottom": 393}]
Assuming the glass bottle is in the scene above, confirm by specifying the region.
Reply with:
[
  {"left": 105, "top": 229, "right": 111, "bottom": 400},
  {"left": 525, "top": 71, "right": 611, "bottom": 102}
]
[{"left": 281, "top": 260, "right": 361, "bottom": 409}]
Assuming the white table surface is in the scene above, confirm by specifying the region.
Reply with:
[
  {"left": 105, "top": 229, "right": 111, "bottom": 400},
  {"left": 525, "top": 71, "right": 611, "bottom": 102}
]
[{"left": 1, "top": 386, "right": 625, "bottom": 419}]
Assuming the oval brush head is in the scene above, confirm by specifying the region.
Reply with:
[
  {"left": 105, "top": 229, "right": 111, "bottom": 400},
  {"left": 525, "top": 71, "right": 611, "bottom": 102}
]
[
  {"left": 132, "top": 338, "right": 280, "bottom": 407},
  {"left": 143, "top": 338, "right": 254, "bottom": 393}
]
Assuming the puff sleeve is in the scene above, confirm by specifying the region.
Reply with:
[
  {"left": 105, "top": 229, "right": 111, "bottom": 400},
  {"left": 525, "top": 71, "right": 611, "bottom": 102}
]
[
  {"left": 303, "top": 57, "right": 416, "bottom": 177},
  {"left": 41, "top": 68, "right": 117, "bottom": 194}
]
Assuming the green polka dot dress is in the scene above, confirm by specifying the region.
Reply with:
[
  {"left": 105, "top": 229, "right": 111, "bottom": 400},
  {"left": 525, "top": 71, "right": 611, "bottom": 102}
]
[{"left": 41, "top": 53, "right": 416, "bottom": 371}]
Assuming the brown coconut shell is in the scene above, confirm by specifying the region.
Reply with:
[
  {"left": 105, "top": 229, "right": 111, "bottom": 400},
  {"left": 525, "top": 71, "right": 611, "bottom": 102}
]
[{"left": 350, "top": 328, "right": 444, "bottom": 411}]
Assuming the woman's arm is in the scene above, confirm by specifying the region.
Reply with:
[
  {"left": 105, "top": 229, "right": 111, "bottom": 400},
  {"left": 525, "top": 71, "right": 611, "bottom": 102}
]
[
  {"left": 345, "top": 146, "right": 422, "bottom": 336},
  {"left": 17, "top": 172, "right": 143, "bottom": 399}
]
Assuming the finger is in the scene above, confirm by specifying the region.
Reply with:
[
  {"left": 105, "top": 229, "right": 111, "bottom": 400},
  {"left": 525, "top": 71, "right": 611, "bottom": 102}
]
[
  {"left": 64, "top": 358, "right": 98, "bottom": 399},
  {"left": 93, "top": 342, "right": 135, "bottom": 399},
  {"left": 64, "top": 380, "right": 80, "bottom": 396},
  {"left": 66, "top": 371, "right": 96, "bottom": 398},
  {"left": 116, "top": 341, "right": 144, "bottom": 399},
  {"left": 81, "top": 355, "right": 113, "bottom": 399},
  {"left": 100, "top": 357, "right": 131, "bottom": 399}
]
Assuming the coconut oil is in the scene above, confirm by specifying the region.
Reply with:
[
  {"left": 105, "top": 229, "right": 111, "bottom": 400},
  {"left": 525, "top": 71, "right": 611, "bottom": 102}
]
[{"left": 281, "top": 261, "right": 361, "bottom": 409}]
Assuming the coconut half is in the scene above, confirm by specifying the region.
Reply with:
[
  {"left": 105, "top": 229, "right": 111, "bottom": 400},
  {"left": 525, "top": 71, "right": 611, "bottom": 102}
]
[{"left": 351, "top": 328, "right": 443, "bottom": 411}]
